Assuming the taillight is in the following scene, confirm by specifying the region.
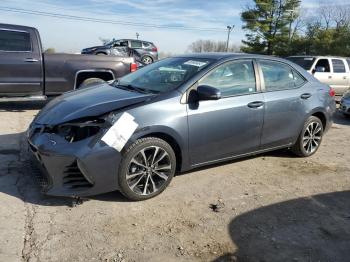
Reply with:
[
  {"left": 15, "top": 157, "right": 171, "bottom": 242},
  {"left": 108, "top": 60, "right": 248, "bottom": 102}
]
[
  {"left": 130, "top": 62, "right": 138, "bottom": 72},
  {"left": 329, "top": 87, "right": 335, "bottom": 97},
  {"left": 152, "top": 47, "right": 158, "bottom": 52}
]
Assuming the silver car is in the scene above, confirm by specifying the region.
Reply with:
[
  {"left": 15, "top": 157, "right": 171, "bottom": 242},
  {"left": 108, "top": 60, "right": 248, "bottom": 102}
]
[{"left": 27, "top": 54, "right": 337, "bottom": 201}]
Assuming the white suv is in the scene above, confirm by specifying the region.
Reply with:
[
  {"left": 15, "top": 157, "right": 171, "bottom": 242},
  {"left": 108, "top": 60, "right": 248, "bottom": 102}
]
[{"left": 287, "top": 56, "right": 350, "bottom": 97}]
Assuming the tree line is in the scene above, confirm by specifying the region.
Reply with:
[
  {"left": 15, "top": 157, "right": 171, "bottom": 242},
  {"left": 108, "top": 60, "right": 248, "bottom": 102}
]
[{"left": 189, "top": 0, "right": 350, "bottom": 57}]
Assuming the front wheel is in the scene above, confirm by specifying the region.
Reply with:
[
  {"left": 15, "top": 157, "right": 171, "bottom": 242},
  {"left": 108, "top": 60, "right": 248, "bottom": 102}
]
[
  {"left": 291, "top": 116, "right": 324, "bottom": 157},
  {"left": 118, "top": 137, "right": 176, "bottom": 201}
]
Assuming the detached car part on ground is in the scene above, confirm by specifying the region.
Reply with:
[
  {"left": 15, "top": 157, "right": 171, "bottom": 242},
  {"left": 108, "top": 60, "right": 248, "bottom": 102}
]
[{"left": 27, "top": 53, "right": 336, "bottom": 201}]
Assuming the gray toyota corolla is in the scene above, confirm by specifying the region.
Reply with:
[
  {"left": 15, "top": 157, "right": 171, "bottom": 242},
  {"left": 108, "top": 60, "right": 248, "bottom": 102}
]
[{"left": 27, "top": 53, "right": 336, "bottom": 200}]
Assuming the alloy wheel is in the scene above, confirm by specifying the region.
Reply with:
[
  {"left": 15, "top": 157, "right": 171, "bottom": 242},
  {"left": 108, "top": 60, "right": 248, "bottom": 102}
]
[
  {"left": 142, "top": 56, "right": 153, "bottom": 64},
  {"left": 302, "top": 121, "right": 322, "bottom": 154},
  {"left": 126, "top": 146, "right": 172, "bottom": 196}
]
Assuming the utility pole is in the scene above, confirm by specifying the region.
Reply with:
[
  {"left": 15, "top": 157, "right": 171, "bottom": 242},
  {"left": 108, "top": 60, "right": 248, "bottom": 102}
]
[
  {"left": 136, "top": 32, "right": 139, "bottom": 39},
  {"left": 226, "top": 25, "right": 234, "bottom": 52}
]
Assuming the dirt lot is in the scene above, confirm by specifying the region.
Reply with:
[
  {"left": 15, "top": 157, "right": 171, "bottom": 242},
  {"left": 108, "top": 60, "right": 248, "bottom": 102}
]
[{"left": 0, "top": 102, "right": 349, "bottom": 262}]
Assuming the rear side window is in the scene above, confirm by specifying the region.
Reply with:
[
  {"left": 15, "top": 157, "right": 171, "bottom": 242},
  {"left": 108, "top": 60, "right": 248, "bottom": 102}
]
[
  {"left": 199, "top": 60, "right": 256, "bottom": 97},
  {"left": 260, "top": 60, "right": 306, "bottom": 91},
  {"left": 332, "top": 59, "right": 346, "bottom": 73},
  {"left": 130, "top": 40, "right": 142, "bottom": 48},
  {"left": 142, "top": 42, "right": 152, "bottom": 48},
  {"left": 0, "top": 30, "right": 31, "bottom": 51}
]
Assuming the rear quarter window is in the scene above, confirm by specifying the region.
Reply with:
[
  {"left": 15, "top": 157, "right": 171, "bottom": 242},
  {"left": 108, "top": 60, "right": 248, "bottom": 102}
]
[{"left": 0, "top": 30, "right": 31, "bottom": 52}]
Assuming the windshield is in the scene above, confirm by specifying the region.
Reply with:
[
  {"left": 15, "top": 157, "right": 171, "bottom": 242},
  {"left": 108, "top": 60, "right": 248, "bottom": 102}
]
[
  {"left": 116, "top": 57, "right": 214, "bottom": 93},
  {"left": 287, "top": 57, "right": 315, "bottom": 70}
]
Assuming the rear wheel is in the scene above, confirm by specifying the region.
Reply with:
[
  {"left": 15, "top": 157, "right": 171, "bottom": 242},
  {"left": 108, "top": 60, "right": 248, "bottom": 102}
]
[
  {"left": 78, "top": 78, "right": 105, "bottom": 89},
  {"left": 118, "top": 137, "right": 176, "bottom": 201},
  {"left": 291, "top": 116, "right": 323, "bottom": 157},
  {"left": 142, "top": 55, "right": 153, "bottom": 64}
]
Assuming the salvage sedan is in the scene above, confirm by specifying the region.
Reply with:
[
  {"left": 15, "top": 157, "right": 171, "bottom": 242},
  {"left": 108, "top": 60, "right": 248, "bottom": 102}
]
[{"left": 27, "top": 53, "right": 336, "bottom": 200}]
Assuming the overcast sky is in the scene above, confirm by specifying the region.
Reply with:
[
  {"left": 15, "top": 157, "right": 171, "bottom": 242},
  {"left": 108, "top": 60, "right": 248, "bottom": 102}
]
[{"left": 0, "top": 0, "right": 344, "bottom": 54}]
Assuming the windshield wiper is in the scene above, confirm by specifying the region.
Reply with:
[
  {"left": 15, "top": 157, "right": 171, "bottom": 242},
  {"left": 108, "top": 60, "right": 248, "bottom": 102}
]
[{"left": 113, "top": 82, "right": 159, "bottom": 94}]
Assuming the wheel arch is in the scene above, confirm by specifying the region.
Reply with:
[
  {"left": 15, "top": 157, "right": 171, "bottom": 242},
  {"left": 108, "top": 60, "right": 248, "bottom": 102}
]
[
  {"left": 74, "top": 69, "right": 115, "bottom": 89},
  {"left": 138, "top": 132, "right": 183, "bottom": 172},
  {"left": 128, "top": 126, "right": 187, "bottom": 172}
]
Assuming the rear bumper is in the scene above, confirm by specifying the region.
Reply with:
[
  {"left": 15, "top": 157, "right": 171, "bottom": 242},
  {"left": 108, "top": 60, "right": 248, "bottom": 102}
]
[{"left": 27, "top": 127, "right": 122, "bottom": 197}]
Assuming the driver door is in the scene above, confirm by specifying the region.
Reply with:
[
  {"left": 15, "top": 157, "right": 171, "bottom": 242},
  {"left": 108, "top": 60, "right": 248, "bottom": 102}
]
[{"left": 187, "top": 59, "right": 265, "bottom": 165}]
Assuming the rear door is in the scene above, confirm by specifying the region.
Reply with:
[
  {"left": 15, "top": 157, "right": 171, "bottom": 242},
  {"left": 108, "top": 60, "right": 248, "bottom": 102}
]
[
  {"left": 187, "top": 59, "right": 265, "bottom": 165},
  {"left": 258, "top": 59, "right": 309, "bottom": 149},
  {"left": 330, "top": 58, "right": 350, "bottom": 95},
  {"left": 0, "top": 28, "right": 43, "bottom": 96}
]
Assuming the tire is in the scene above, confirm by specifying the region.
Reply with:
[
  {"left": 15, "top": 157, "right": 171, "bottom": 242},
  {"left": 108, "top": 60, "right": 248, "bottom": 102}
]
[
  {"left": 118, "top": 137, "right": 176, "bottom": 201},
  {"left": 78, "top": 78, "right": 105, "bottom": 89},
  {"left": 291, "top": 116, "right": 324, "bottom": 157},
  {"left": 141, "top": 55, "right": 153, "bottom": 65},
  {"left": 96, "top": 52, "right": 107, "bottom": 56}
]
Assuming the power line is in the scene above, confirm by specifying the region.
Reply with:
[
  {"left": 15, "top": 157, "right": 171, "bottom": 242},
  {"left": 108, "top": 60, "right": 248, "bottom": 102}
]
[{"left": 0, "top": 6, "right": 227, "bottom": 32}]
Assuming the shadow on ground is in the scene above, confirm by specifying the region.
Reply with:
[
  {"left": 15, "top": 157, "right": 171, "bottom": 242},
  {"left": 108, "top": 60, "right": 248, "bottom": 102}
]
[
  {"left": 214, "top": 191, "right": 350, "bottom": 262},
  {"left": 0, "top": 101, "right": 48, "bottom": 112}
]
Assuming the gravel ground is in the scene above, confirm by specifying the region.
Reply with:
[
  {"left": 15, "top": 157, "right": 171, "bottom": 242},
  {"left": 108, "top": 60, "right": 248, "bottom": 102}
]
[{"left": 0, "top": 102, "right": 349, "bottom": 262}]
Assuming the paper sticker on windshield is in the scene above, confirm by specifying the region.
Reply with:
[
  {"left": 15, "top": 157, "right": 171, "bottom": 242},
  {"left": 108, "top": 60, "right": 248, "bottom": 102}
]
[
  {"left": 101, "top": 112, "right": 138, "bottom": 152},
  {"left": 184, "top": 60, "right": 208, "bottom": 67}
]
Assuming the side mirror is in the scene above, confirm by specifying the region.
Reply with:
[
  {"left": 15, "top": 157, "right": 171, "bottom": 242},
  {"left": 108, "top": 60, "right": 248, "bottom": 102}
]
[
  {"left": 196, "top": 85, "right": 221, "bottom": 101},
  {"left": 314, "top": 66, "right": 326, "bottom": 73}
]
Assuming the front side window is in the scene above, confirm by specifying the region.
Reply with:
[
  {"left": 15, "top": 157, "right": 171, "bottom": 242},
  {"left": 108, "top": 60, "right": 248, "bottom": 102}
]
[
  {"left": 130, "top": 40, "right": 142, "bottom": 48},
  {"left": 199, "top": 60, "right": 256, "bottom": 97},
  {"left": 0, "top": 30, "right": 31, "bottom": 51},
  {"left": 314, "top": 59, "right": 331, "bottom": 72},
  {"left": 117, "top": 57, "right": 214, "bottom": 93},
  {"left": 260, "top": 60, "right": 306, "bottom": 91},
  {"left": 332, "top": 59, "right": 346, "bottom": 73}
]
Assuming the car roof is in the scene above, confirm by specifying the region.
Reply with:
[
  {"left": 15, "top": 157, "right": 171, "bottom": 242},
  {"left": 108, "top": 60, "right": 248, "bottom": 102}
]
[
  {"left": 174, "top": 52, "right": 291, "bottom": 62},
  {"left": 0, "top": 23, "right": 36, "bottom": 31},
  {"left": 288, "top": 55, "right": 348, "bottom": 59}
]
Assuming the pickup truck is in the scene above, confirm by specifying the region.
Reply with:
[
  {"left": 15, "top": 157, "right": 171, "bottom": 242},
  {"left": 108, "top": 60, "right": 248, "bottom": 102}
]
[
  {"left": 0, "top": 23, "right": 138, "bottom": 101},
  {"left": 287, "top": 56, "right": 350, "bottom": 97}
]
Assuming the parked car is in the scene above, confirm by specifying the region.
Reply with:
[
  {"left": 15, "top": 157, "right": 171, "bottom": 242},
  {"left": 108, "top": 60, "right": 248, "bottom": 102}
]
[
  {"left": 0, "top": 23, "right": 138, "bottom": 101},
  {"left": 81, "top": 39, "right": 158, "bottom": 65},
  {"left": 287, "top": 56, "right": 350, "bottom": 97},
  {"left": 340, "top": 91, "right": 350, "bottom": 117},
  {"left": 27, "top": 53, "right": 336, "bottom": 200}
]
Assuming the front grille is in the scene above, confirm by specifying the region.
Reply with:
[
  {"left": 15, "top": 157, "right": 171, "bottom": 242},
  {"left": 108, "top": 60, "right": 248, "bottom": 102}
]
[
  {"left": 28, "top": 160, "right": 50, "bottom": 191},
  {"left": 63, "top": 161, "right": 93, "bottom": 189}
]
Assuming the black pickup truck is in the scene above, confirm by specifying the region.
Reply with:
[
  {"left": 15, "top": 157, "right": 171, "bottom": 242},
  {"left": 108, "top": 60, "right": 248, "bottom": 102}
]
[{"left": 0, "top": 24, "right": 138, "bottom": 101}]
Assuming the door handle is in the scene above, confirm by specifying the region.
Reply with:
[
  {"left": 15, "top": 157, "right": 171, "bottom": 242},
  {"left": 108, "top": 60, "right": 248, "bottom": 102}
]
[
  {"left": 343, "top": 76, "right": 347, "bottom": 80},
  {"left": 300, "top": 93, "right": 312, "bottom": 99},
  {"left": 247, "top": 101, "right": 264, "bottom": 108},
  {"left": 24, "top": 58, "right": 39, "bottom": 63},
  {"left": 328, "top": 76, "right": 332, "bottom": 79}
]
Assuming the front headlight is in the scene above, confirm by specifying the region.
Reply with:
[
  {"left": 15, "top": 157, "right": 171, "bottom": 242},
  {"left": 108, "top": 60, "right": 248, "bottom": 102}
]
[{"left": 54, "top": 118, "right": 107, "bottom": 143}]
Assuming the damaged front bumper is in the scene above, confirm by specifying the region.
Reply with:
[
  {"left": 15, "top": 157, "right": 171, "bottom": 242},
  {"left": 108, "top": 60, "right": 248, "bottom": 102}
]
[{"left": 27, "top": 122, "right": 122, "bottom": 197}]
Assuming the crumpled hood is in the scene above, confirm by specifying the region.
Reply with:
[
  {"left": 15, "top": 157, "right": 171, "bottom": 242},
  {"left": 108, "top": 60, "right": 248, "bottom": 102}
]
[{"left": 35, "top": 83, "right": 153, "bottom": 125}]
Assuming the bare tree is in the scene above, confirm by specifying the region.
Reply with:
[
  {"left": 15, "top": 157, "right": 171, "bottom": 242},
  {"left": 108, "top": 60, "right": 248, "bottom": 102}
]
[{"left": 188, "top": 40, "right": 241, "bottom": 53}]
